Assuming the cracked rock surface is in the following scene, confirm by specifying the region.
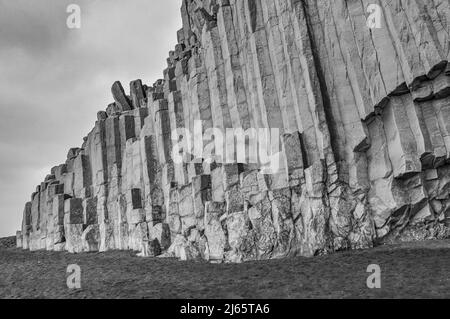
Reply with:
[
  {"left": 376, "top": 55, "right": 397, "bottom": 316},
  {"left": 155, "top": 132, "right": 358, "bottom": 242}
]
[{"left": 18, "top": 0, "right": 450, "bottom": 263}]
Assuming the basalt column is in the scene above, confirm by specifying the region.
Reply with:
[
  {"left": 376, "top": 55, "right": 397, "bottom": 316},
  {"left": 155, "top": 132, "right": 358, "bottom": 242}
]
[{"left": 18, "top": 0, "right": 450, "bottom": 262}]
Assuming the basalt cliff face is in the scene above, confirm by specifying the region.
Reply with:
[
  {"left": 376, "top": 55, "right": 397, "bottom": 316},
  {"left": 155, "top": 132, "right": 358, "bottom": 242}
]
[{"left": 17, "top": 0, "right": 450, "bottom": 262}]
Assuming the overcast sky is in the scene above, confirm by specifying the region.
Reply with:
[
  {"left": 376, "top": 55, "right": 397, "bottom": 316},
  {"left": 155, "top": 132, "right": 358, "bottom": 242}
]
[{"left": 0, "top": 0, "right": 181, "bottom": 237}]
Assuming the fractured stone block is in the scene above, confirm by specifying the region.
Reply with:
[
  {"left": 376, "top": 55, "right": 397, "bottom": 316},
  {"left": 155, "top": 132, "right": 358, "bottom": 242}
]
[
  {"left": 178, "top": 184, "right": 196, "bottom": 231},
  {"left": 99, "top": 221, "right": 115, "bottom": 252},
  {"left": 63, "top": 172, "right": 74, "bottom": 197},
  {"left": 47, "top": 183, "right": 64, "bottom": 198},
  {"left": 282, "top": 131, "right": 305, "bottom": 172},
  {"left": 148, "top": 223, "right": 171, "bottom": 251},
  {"left": 106, "top": 102, "right": 121, "bottom": 116},
  {"left": 112, "top": 81, "right": 132, "bottom": 111},
  {"left": 52, "top": 195, "right": 65, "bottom": 226},
  {"left": 52, "top": 164, "right": 67, "bottom": 181},
  {"left": 130, "top": 79, "right": 146, "bottom": 109},
  {"left": 105, "top": 116, "right": 122, "bottom": 171},
  {"left": 31, "top": 192, "right": 40, "bottom": 232},
  {"left": 130, "top": 208, "right": 146, "bottom": 225},
  {"left": 225, "top": 183, "right": 244, "bottom": 214},
  {"left": 204, "top": 201, "right": 227, "bottom": 261},
  {"left": 97, "top": 111, "right": 107, "bottom": 121},
  {"left": 73, "top": 154, "right": 92, "bottom": 197},
  {"left": 149, "top": 205, "right": 164, "bottom": 225},
  {"left": 53, "top": 225, "right": 65, "bottom": 245},
  {"left": 128, "top": 222, "right": 148, "bottom": 251},
  {"left": 64, "top": 224, "right": 84, "bottom": 253},
  {"left": 211, "top": 166, "right": 225, "bottom": 202},
  {"left": 383, "top": 97, "right": 422, "bottom": 178},
  {"left": 83, "top": 197, "right": 98, "bottom": 225},
  {"left": 82, "top": 224, "right": 100, "bottom": 252},
  {"left": 67, "top": 148, "right": 81, "bottom": 160},
  {"left": 138, "top": 239, "right": 162, "bottom": 257},
  {"left": 240, "top": 170, "right": 260, "bottom": 201},
  {"left": 64, "top": 198, "right": 84, "bottom": 225},
  {"left": 119, "top": 114, "right": 136, "bottom": 150},
  {"left": 16, "top": 231, "right": 23, "bottom": 248},
  {"left": 22, "top": 202, "right": 32, "bottom": 228}
]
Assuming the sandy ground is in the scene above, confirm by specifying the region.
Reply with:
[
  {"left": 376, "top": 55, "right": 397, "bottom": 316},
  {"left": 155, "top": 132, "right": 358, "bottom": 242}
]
[{"left": 1, "top": 236, "right": 450, "bottom": 299}]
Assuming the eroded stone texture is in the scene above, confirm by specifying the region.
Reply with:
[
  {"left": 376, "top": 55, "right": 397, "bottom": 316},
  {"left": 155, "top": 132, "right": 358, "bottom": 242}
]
[
  {"left": 112, "top": 81, "right": 132, "bottom": 112},
  {"left": 18, "top": 0, "right": 450, "bottom": 263}
]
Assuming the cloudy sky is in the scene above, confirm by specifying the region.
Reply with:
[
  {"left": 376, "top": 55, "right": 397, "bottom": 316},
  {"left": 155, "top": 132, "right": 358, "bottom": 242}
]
[{"left": 0, "top": 0, "right": 181, "bottom": 237}]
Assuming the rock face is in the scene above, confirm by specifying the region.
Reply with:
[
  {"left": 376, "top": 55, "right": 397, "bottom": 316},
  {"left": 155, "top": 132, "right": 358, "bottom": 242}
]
[{"left": 18, "top": 0, "right": 450, "bottom": 262}]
